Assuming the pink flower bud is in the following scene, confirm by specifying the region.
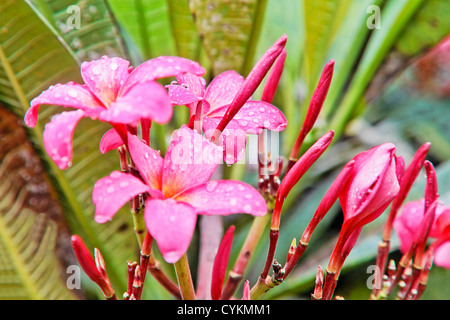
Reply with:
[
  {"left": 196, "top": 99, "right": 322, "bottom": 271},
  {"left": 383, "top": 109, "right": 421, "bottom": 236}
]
[
  {"left": 340, "top": 143, "right": 402, "bottom": 233},
  {"left": 327, "top": 143, "right": 402, "bottom": 273}
]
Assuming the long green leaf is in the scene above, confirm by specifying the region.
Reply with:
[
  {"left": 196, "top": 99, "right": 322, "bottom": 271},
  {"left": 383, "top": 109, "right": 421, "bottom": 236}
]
[
  {"left": 0, "top": 0, "right": 138, "bottom": 297},
  {"left": 106, "top": 0, "right": 176, "bottom": 61}
]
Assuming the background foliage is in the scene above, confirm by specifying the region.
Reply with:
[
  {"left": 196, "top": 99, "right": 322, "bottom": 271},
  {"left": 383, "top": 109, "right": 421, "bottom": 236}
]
[{"left": 0, "top": 0, "right": 448, "bottom": 299}]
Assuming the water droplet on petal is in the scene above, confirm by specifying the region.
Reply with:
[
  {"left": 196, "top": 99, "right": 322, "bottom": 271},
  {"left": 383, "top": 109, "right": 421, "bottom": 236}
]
[
  {"left": 110, "top": 62, "right": 119, "bottom": 71},
  {"left": 206, "top": 180, "right": 218, "bottom": 192},
  {"left": 110, "top": 171, "right": 122, "bottom": 178}
]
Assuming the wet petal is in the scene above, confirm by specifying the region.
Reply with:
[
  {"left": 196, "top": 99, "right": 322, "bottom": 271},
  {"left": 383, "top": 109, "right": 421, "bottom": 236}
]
[
  {"left": 434, "top": 241, "right": 450, "bottom": 269},
  {"left": 43, "top": 110, "right": 85, "bottom": 170},
  {"left": 162, "top": 125, "right": 222, "bottom": 197},
  {"left": 119, "top": 56, "right": 206, "bottom": 97},
  {"left": 99, "top": 81, "right": 172, "bottom": 125},
  {"left": 207, "top": 101, "right": 287, "bottom": 133},
  {"left": 203, "top": 118, "right": 247, "bottom": 165},
  {"left": 177, "top": 72, "right": 206, "bottom": 97},
  {"left": 80, "top": 56, "right": 131, "bottom": 106},
  {"left": 26, "top": 82, "right": 104, "bottom": 127},
  {"left": 127, "top": 132, "right": 163, "bottom": 191},
  {"left": 167, "top": 83, "right": 202, "bottom": 106},
  {"left": 204, "top": 70, "right": 244, "bottom": 112},
  {"left": 93, "top": 171, "right": 150, "bottom": 223},
  {"left": 99, "top": 128, "right": 125, "bottom": 154},
  {"left": 144, "top": 198, "right": 197, "bottom": 263},
  {"left": 175, "top": 180, "right": 267, "bottom": 216}
]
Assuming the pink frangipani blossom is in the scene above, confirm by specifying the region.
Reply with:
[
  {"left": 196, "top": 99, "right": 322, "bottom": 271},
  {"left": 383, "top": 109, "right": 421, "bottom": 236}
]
[
  {"left": 394, "top": 198, "right": 450, "bottom": 269},
  {"left": 167, "top": 70, "right": 287, "bottom": 164},
  {"left": 92, "top": 125, "right": 267, "bottom": 263},
  {"left": 25, "top": 56, "right": 205, "bottom": 169}
]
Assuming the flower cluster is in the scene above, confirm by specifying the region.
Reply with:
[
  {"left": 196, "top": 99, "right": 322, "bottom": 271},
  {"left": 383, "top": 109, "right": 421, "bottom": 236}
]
[{"left": 26, "top": 33, "right": 444, "bottom": 301}]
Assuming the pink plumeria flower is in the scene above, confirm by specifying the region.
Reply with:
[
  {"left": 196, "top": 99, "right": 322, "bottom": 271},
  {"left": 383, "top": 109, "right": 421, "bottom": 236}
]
[
  {"left": 167, "top": 70, "right": 287, "bottom": 164},
  {"left": 92, "top": 125, "right": 267, "bottom": 263},
  {"left": 394, "top": 198, "right": 450, "bottom": 269},
  {"left": 25, "top": 55, "right": 205, "bottom": 169}
]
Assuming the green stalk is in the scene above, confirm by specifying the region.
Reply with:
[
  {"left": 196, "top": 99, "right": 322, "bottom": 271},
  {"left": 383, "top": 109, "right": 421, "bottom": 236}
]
[{"left": 174, "top": 254, "right": 196, "bottom": 300}]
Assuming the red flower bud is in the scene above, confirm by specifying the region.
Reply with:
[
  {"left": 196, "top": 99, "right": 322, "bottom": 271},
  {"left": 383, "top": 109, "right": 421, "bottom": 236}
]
[
  {"left": 71, "top": 235, "right": 115, "bottom": 299},
  {"left": 288, "top": 59, "right": 334, "bottom": 170},
  {"left": 327, "top": 143, "right": 402, "bottom": 274},
  {"left": 211, "top": 225, "right": 235, "bottom": 300}
]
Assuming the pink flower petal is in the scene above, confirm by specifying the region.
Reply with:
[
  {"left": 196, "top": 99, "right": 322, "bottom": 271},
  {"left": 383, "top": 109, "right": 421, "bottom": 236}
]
[
  {"left": 434, "top": 241, "right": 450, "bottom": 269},
  {"left": 177, "top": 72, "right": 206, "bottom": 97},
  {"left": 162, "top": 125, "right": 222, "bottom": 198},
  {"left": 207, "top": 101, "right": 287, "bottom": 133},
  {"left": 174, "top": 180, "right": 267, "bottom": 216},
  {"left": 26, "top": 82, "right": 104, "bottom": 127},
  {"left": 43, "top": 110, "right": 85, "bottom": 169},
  {"left": 99, "top": 81, "right": 172, "bottom": 125},
  {"left": 203, "top": 118, "right": 247, "bottom": 165},
  {"left": 393, "top": 199, "right": 425, "bottom": 253},
  {"left": 144, "top": 198, "right": 197, "bottom": 263},
  {"left": 127, "top": 132, "right": 164, "bottom": 191},
  {"left": 167, "top": 84, "right": 202, "bottom": 106},
  {"left": 99, "top": 128, "right": 125, "bottom": 154},
  {"left": 119, "top": 56, "right": 206, "bottom": 97},
  {"left": 80, "top": 56, "right": 131, "bottom": 107},
  {"left": 204, "top": 70, "right": 244, "bottom": 112},
  {"left": 93, "top": 171, "right": 150, "bottom": 223}
]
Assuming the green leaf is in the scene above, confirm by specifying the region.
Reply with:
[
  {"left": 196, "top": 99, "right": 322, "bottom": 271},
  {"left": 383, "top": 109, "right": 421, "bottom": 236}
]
[
  {"left": 167, "top": 0, "right": 201, "bottom": 60},
  {"left": 0, "top": 0, "right": 138, "bottom": 297},
  {"left": 188, "top": 0, "right": 265, "bottom": 76},
  {"left": 29, "top": 0, "right": 127, "bottom": 63},
  {"left": 106, "top": 0, "right": 176, "bottom": 61}
]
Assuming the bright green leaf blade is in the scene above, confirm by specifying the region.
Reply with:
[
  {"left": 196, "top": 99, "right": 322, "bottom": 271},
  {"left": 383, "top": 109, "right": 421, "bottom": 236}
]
[
  {"left": 167, "top": 0, "right": 200, "bottom": 60},
  {"left": 106, "top": 0, "right": 176, "bottom": 61}
]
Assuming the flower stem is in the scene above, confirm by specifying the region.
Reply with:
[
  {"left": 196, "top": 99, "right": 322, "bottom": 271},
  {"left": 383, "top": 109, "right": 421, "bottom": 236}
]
[
  {"left": 174, "top": 254, "right": 196, "bottom": 300},
  {"left": 131, "top": 203, "right": 146, "bottom": 248}
]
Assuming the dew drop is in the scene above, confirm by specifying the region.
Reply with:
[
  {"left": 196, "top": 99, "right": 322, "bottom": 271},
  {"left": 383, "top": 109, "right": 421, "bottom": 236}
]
[
  {"left": 110, "top": 62, "right": 119, "bottom": 71},
  {"left": 110, "top": 171, "right": 122, "bottom": 178},
  {"left": 206, "top": 180, "right": 218, "bottom": 192}
]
